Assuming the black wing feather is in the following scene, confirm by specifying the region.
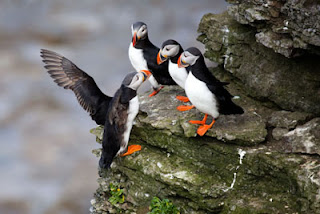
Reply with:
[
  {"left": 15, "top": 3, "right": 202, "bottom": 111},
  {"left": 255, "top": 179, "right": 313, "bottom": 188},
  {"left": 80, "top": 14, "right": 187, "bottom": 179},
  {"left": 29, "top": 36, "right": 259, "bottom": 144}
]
[
  {"left": 40, "top": 49, "right": 112, "bottom": 125},
  {"left": 194, "top": 59, "right": 243, "bottom": 115},
  {"left": 99, "top": 89, "right": 129, "bottom": 169},
  {"left": 137, "top": 39, "right": 176, "bottom": 85}
]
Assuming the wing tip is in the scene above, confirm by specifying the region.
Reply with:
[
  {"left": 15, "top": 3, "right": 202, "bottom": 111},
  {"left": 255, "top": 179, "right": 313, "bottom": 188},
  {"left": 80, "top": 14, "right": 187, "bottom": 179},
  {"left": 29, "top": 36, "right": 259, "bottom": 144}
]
[{"left": 40, "top": 49, "right": 63, "bottom": 59}]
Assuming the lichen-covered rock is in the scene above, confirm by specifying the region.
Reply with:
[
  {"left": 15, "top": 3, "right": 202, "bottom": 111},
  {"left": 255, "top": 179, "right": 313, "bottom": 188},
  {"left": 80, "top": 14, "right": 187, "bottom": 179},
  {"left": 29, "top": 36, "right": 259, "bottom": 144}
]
[
  {"left": 198, "top": 12, "right": 320, "bottom": 115},
  {"left": 90, "top": 87, "right": 320, "bottom": 214},
  {"left": 227, "top": 0, "right": 320, "bottom": 57}
]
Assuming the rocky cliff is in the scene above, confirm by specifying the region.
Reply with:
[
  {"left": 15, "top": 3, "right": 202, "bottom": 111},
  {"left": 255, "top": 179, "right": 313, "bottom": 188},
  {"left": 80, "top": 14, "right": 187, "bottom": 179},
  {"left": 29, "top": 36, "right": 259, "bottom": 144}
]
[{"left": 89, "top": 1, "right": 320, "bottom": 213}]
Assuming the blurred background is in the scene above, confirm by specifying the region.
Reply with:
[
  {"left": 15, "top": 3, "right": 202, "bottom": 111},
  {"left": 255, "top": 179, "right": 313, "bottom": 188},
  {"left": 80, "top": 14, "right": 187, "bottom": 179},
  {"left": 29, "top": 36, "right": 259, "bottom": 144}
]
[{"left": 0, "top": 0, "right": 228, "bottom": 213}]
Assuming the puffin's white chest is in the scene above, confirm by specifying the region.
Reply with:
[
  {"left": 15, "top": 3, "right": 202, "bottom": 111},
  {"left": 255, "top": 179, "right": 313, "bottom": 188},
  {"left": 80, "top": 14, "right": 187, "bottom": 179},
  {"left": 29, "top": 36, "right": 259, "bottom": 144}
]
[
  {"left": 168, "top": 61, "right": 188, "bottom": 89},
  {"left": 128, "top": 43, "right": 148, "bottom": 71},
  {"left": 185, "top": 72, "right": 219, "bottom": 118},
  {"left": 119, "top": 96, "right": 139, "bottom": 154},
  {"left": 128, "top": 44, "right": 159, "bottom": 89}
]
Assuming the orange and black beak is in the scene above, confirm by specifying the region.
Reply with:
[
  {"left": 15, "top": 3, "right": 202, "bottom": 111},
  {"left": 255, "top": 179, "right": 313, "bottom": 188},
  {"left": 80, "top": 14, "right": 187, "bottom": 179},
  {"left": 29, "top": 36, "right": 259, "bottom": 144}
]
[
  {"left": 132, "top": 32, "right": 138, "bottom": 47},
  {"left": 140, "top": 70, "right": 152, "bottom": 81},
  {"left": 132, "top": 32, "right": 137, "bottom": 47},
  {"left": 177, "top": 54, "right": 189, "bottom": 68},
  {"left": 157, "top": 50, "right": 167, "bottom": 65}
]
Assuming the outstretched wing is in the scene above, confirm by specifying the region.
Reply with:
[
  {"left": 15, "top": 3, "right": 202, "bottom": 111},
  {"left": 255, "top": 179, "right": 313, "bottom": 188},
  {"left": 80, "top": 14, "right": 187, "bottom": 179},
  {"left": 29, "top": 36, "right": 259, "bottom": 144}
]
[{"left": 40, "top": 49, "right": 112, "bottom": 125}]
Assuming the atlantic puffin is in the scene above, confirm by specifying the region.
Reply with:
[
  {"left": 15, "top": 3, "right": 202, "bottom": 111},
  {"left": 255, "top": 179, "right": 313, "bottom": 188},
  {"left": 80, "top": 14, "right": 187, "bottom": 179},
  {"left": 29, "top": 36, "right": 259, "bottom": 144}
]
[
  {"left": 177, "top": 47, "right": 244, "bottom": 136},
  {"left": 128, "top": 21, "right": 176, "bottom": 97},
  {"left": 157, "top": 39, "right": 194, "bottom": 111},
  {"left": 99, "top": 71, "right": 150, "bottom": 169},
  {"left": 40, "top": 49, "right": 112, "bottom": 125}
]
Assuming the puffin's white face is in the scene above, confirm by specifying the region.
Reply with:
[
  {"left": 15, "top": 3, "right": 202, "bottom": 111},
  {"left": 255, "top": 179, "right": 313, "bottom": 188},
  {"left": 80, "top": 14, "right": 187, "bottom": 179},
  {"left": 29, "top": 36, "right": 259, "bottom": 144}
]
[
  {"left": 162, "top": 44, "right": 180, "bottom": 58},
  {"left": 127, "top": 71, "right": 149, "bottom": 90},
  {"left": 177, "top": 51, "right": 199, "bottom": 68},
  {"left": 136, "top": 25, "right": 147, "bottom": 40},
  {"left": 131, "top": 22, "right": 148, "bottom": 47},
  {"left": 157, "top": 44, "right": 180, "bottom": 65}
]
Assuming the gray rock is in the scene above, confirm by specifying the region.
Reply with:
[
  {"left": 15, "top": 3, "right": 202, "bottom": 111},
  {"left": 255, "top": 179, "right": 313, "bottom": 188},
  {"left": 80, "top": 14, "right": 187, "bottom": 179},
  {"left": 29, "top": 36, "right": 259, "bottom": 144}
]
[
  {"left": 138, "top": 85, "right": 267, "bottom": 145},
  {"left": 198, "top": 12, "right": 320, "bottom": 115},
  {"left": 226, "top": 0, "right": 320, "bottom": 57},
  {"left": 272, "top": 127, "right": 289, "bottom": 140},
  {"left": 268, "top": 110, "right": 313, "bottom": 129},
  {"left": 283, "top": 118, "right": 320, "bottom": 155}
]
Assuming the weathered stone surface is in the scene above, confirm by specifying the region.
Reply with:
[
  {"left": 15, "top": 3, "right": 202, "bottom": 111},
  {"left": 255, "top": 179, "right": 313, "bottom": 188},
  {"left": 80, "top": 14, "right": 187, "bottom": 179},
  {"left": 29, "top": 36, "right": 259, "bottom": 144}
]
[
  {"left": 272, "top": 127, "right": 289, "bottom": 141},
  {"left": 90, "top": 88, "right": 320, "bottom": 214},
  {"left": 227, "top": 0, "right": 320, "bottom": 57},
  {"left": 198, "top": 12, "right": 320, "bottom": 115},
  {"left": 268, "top": 110, "right": 313, "bottom": 129},
  {"left": 138, "top": 84, "right": 267, "bottom": 145},
  {"left": 283, "top": 118, "right": 320, "bottom": 155}
]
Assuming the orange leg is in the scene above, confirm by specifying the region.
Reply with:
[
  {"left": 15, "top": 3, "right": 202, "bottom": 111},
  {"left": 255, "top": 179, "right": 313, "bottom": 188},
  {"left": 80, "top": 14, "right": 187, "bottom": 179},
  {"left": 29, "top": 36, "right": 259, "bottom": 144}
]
[
  {"left": 149, "top": 86, "right": 164, "bottom": 97},
  {"left": 177, "top": 105, "right": 195, "bottom": 111},
  {"left": 189, "top": 114, "right": 208, "bottom": 125},
  {"left": 120, "top": 145, "right": 142, "bottom": 157},
  {"left": 197, "top": 120, "right": 216, "bottom": 136},
  {"left": 176, "top": 96, "right": 190, "bottom": 102}
]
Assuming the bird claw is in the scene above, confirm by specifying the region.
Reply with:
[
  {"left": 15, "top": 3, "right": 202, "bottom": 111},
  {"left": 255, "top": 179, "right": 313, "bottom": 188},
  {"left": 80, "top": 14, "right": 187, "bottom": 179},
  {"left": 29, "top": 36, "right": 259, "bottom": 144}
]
[
  {"left": 196, "top": 120, "right": 216, "bottom": 136},
  {"left": 197, "top": 125, "right": 211, "bottom": 136},
  {"left": 149, "top": 86, "right": 164, "bottom": 97}
]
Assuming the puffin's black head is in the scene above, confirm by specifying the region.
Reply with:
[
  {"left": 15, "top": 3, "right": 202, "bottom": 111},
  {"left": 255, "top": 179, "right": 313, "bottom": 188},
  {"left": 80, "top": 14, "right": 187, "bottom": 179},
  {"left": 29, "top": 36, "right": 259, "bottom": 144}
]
[
  {"left": 177, "top": 47, "right": 202, "bottom": 68},
  {"left": 122, "top": 70, "right": 151, "bottom": 91},
  {"left": 131, "top": 21, "right": 148, "bottom": 47},
  {"left": 157, "top": 39, "right": 181, "bottom": 65}
]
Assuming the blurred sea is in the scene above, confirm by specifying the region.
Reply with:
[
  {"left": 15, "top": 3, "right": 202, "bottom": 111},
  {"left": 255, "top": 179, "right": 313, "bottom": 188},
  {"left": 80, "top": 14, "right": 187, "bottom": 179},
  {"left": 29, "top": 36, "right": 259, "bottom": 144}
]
[{"left": 0, "top": 0, "right": 228, "bottom": 213}]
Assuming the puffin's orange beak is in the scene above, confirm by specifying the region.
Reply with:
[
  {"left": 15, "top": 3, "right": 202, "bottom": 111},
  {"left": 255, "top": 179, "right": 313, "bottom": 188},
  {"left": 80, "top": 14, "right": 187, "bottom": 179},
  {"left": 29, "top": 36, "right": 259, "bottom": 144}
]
[
  {"left": 132, "top": 32, "right": 137, "bottom": 47},
  {"left": 141, "top": 70, "right": 152, "bottom": 81},
  {"left": 177, "top": 54, "right": 188, "bottom": 68},
  {"left": 157, "top": 50, "right": 167, "bottom": 65}
]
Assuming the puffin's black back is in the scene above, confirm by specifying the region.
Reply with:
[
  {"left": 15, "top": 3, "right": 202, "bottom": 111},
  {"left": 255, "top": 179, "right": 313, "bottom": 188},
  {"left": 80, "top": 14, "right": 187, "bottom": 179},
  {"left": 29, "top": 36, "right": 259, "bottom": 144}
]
[
  {"left": 191, "top": 54, "right": 244, "bottom": 115},
  {"left": 135, "top": 39, "right": 176, "bottom": 85},
  {"left": 99, "top": 84, "right": 137, "bottom": 169}
]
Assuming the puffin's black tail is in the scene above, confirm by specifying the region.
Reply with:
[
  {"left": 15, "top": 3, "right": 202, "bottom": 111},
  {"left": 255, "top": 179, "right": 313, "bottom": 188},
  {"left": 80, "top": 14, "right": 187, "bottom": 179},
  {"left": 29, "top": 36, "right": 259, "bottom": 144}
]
[
  {"left": 99, "top": 153, "right": 113, "bottom": 169},
  {"left": 220, "top": 99, "right": 244, "bottom": 115},
  {"left": 230, "top": 102, "right": 244, "bottom": 114}
]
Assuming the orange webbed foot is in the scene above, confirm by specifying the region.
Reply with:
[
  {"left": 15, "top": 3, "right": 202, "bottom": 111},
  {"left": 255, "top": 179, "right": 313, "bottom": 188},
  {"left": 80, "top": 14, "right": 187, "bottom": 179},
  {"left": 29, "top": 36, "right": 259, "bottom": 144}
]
[
  {"left": 120, "top": 145, "right": 142, "bottom": 157},
  {"left": 177, "top": 105, "right": 195, "bottom": 111},
  {"left": 197, "top": 120, "right": 215, "bottom": 136},
  {"left": 189, "top": 114, "right": 208, "bottom": 125},
  {"left": 189, "top": 120, "right": 206, "bottom": 125},
  {"left": 149, "top": 86, "right": 164, "bottom": 97},
  {"left": 176, "top": 96, "right": 190, "bottom": 103}
]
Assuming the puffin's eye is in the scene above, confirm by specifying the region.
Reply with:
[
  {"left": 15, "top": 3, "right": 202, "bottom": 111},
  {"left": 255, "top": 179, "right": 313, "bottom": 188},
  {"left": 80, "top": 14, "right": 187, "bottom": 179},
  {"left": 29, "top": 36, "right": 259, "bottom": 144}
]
[{"left": 165, "top": 47, "right": 169, "bottom": 51}]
